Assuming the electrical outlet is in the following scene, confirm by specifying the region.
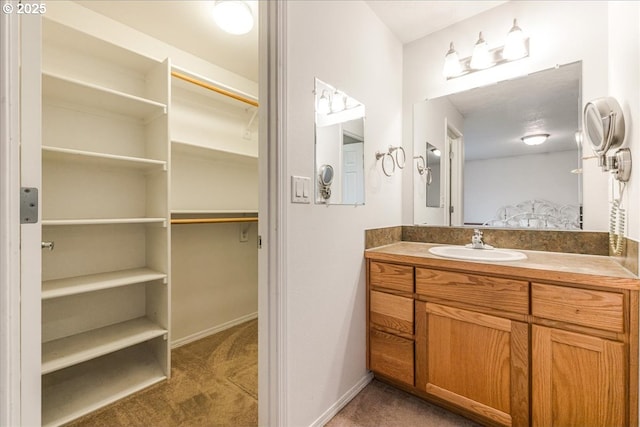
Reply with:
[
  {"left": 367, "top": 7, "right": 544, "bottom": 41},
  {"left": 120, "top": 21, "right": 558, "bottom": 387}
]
[{"left": 240, "top": 226, "right": 249, "bottom": 242}]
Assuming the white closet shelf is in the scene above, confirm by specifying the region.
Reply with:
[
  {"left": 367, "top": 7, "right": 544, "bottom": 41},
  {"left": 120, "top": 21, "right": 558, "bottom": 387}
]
[
  {"left": 42, "top": 268, "right": 167, "bottom": 300},
  {"left": 43, "top": 72, "right": 167, "bottom": 121},
  {"left": 172, "top": 139, "right": 258, "bottom": 161},
  {"left": 43, "top": 19, "right": 159, "bottom": 76},
  {"left": 43, "top": 146, "right": 167, "bottom": 171},
  {"left": 42, "top": 218, "right": 167, "bottom": 226},
  {"left": 42, "top": 317, "right": 167, "bottom": 375},
  {"left": 42, "top": 345, "right": 166, "bottom": 427}
]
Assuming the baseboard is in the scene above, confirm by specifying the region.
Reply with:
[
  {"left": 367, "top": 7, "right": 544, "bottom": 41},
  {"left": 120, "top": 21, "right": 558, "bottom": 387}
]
[
  {"left": 309, "top": 372, "right": 374, "bottom": 427},
  {"left": 171, "top": 312, "right": 258, "bottom": 349}
]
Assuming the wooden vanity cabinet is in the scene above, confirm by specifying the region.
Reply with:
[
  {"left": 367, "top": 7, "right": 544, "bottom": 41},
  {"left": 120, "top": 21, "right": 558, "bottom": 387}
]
[
  {"left": 367, "top": 261, "right": 415, "bottom": 386},
  {"left": 531, "top": 283, "right": 629, "bottom": 427},
  {"left": 415, "top": 269, "right": 530, "bottom": 427},
  {"left": 366, "top": 253, "right": 639, "bottom": 427}
]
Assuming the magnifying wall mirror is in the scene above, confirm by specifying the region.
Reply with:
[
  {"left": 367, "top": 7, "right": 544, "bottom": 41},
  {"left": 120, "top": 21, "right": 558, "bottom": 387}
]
[{"left": 314, "top": 78, "right": 366, "bottom": 205}]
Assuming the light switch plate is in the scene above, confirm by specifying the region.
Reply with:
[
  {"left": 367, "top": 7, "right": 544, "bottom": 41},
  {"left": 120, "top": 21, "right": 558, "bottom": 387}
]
[{"left": 291, "top": 176, "right": 311, "bottom": 204}]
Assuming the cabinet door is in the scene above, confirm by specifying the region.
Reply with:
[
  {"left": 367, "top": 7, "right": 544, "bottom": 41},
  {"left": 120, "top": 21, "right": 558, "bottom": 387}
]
[
  {"left": 532, "top": 325, "right": 626, "bottom": 427},
  {"left": 415, "top": 302, "right": 529, "bottom": 427}
]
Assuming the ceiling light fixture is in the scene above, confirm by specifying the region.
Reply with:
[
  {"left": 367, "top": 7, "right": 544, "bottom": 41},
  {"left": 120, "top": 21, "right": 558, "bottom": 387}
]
[
  {"left": 212, "top": 0, "right": 254, "bottom": 35},
  {"left": 443, "top": 18, "right": 529, "bottom": 79},
  {"left": 521, "top": 133, "right": 550, "bottom": 146}
]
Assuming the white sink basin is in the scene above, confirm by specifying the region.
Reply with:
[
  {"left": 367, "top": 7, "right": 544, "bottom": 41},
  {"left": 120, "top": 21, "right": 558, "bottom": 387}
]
[{"left": 428, "top": 245, "right": 527, "bottom": 262}]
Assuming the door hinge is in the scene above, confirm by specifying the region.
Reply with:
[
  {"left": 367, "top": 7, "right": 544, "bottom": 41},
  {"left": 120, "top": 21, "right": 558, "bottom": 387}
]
[
  {"left": 258, "top": 235, "right": 262, "bottom": 249},
  {"left": 450, "top": 205, "right": 454, "bottom": 214},
  {"left": 20, "top": 187, "right": 38, "bottom": 224}
]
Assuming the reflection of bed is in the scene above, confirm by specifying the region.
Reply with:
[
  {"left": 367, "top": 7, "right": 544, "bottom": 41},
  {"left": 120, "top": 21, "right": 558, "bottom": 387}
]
[{"left": 483, "top": 199, "right": 581, "bottom": 229}]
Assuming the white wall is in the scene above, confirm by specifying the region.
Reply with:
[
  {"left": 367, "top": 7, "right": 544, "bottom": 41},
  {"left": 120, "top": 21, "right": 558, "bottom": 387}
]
[
  {"left": 608, "top": 1, "right": 640, "bottom": 245},
  {"left": 285, "top": 1, "right": 403, "bottom": 425},
  {"left": 403, "top": 1, "right": 611, "bottom": 230},
  {"left": 464, "top": 150, "right": 579, "bottom": 224}
]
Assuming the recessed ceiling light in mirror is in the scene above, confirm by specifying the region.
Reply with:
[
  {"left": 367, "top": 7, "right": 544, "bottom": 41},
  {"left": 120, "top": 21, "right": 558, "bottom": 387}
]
[{"left": 521, "top": 133, "right": 550, "bottom": 146}]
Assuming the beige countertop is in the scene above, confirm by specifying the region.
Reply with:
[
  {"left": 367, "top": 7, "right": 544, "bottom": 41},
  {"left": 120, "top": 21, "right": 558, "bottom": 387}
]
[{"left": 366, "top": 242, "right": 640, "bottom": 291}]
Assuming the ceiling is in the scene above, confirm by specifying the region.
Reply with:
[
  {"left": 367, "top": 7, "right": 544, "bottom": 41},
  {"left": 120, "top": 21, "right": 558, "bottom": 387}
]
[
  {"left": 75, "top": 1, "right": 506, "bottom": 83},
  {"left": 365, "top": 0, "right": 507, "bottom": 44},
  {"left": 446, "top": 62, "right": 581, "bottom": 161}
]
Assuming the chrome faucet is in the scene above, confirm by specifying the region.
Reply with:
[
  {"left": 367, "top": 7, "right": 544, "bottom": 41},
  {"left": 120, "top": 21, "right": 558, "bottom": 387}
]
[{"left": 470, "top": 229, "right": 485, "bottom": 249}]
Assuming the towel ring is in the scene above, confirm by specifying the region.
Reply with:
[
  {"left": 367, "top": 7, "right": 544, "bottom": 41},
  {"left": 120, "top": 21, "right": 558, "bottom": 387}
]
[
  {"left": 414, "top": 155, "right": 426, "bottom": 175},
  {"left": 393, "top": 146, "right": 406, "bottom": 169},
  {"left": 376, "top": 151, "right": 396, "bottom": 177}
]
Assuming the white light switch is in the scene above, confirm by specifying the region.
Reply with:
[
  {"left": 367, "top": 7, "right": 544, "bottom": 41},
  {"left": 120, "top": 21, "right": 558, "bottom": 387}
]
[{"left": 291, "top": 176, "right": 311, "bottom": 204}]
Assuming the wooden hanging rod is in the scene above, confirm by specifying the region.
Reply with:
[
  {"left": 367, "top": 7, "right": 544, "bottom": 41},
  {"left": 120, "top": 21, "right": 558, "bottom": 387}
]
[
  {"left": 171, "top": 217, "right": 258, "bottom": 225},
  {"left": 171, "top": 71, "right": 259, "bottom": 108}
]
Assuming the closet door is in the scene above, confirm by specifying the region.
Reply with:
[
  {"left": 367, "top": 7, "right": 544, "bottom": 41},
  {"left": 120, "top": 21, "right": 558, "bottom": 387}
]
[{"left": 40, "top": 18, "right": 170, "bottom": 427}]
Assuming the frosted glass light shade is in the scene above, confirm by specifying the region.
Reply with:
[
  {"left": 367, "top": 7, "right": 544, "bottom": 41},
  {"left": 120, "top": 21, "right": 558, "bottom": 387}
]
[
  {"left": 443, "top": 42, "right": 462, "bottom": 78},
  {"left": 317, "top": 90, "right": 330, "bottom": 115},
  {"left": 503, "top": 19, "right": 527, "bottom": 60},
  {"left": 330, "top": 91, "right": 345, "bottom": 113},
  {"left": 470, "top": 32, "right": 494, "bottom": 70},
  {"left": 213, "top": 1, "right": 254, "bottom": 35}
]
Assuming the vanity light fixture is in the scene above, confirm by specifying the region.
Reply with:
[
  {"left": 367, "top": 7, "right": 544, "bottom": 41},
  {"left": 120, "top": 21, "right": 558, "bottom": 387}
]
[
  {"left": 443, "top": 19, "right": 529, "bottom": 79},
  {"left": 470, "top": 32, "right": 494, "bottom": 70},
  {"left": 431, "top": 147, "right": 442, "bottom": 157},
  {"left": 330, "top": 90, "right": 346, "bottom": 113},
  {"left": 521, "top": 133, "right": 549, "bottom": 146},
  {"left": 316, "top": 90, "right": 331, "bottom": 115},
  {"left": 212, "top": 0, "right": 254, "bottom": 35},
  {"left": 503, "top": 19, "right": 527, "bottom": 60},
  {"left": 443, "top": 42, "right": 463, "bottom": 77}
]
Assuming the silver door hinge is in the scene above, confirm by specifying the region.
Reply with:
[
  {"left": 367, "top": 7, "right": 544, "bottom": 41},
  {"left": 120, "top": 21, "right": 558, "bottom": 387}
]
[{"left": 20, "top": 187, "right": 38, "bottom": 224}]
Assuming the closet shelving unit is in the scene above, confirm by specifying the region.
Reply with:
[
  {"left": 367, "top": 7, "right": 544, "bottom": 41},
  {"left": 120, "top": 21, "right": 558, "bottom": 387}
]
[
  {"left": 170, "top": 66, "right": 259, "bottom": 219},
  {"left": 41, "top": 18, "right": 170, "bottom": 427}
]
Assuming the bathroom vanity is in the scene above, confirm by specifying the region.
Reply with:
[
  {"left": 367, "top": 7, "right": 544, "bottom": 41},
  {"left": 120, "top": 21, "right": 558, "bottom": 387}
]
[{"left": 365, "top": 242, "right": 640, "bottom": 427}]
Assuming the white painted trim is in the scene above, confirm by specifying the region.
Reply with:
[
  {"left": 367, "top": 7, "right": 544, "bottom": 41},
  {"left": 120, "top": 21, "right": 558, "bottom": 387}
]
[
  {"left": 258, "top": 0, "right": 287, "bottom": 425},
  {"left": 0, "top": 5, "right": 21, "bottom": 426},
  {"left": 170, "top": 312, "right": 258, "bottom": 349},
  {"left": 309, "top": 373, "right": 374, "bottom": 427},
  {"left": 19, "top": 13, "right": 43, "bottom": 427}
]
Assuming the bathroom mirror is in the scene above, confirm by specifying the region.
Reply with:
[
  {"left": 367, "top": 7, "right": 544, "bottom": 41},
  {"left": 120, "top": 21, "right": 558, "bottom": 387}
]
[
  {"left": 314, "top": 78, "right": 365, "bottom": 205},
  {"left": 414, "top": 62, "right": 582, "bottom": 229}
]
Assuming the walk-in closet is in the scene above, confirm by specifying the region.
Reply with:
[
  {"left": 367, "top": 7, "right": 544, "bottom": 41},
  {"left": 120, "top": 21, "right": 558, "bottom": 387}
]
[{"left": 38, "top": 2, "right": 259, "bottom": 425}]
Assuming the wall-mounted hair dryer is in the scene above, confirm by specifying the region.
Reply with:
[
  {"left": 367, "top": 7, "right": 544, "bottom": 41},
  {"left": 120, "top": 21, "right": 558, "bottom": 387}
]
[{"left": 583, "top": 96, "right": 631, "bottom": 182}]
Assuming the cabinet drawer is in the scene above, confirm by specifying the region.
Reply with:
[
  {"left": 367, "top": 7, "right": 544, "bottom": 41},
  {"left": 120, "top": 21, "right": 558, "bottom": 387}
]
[
  {"left": 532, "top": 283, "right": 624, "bottom": 333},
  {"left": 370, "top": 290, "right": 413, "bottom": 334},
  {"left": 370, "top": 329, "right": 414, "bottom": 386},
  {"left": 370, "top": 262, "right": 413, "bottom": 293},
  {"left": 416, "top": 268, "right": 529, "bottom": 315}
]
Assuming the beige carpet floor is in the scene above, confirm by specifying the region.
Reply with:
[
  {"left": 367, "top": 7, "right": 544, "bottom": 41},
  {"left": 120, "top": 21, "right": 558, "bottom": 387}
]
[
  {"left": 66, "top": 321, "right": 480, "bottom": 427},
  {"left": 66, "top": 319, "right": 258, "bottom": 427},
  {"left": 326, "top": 379, "right": 482, "bottom": 427}
]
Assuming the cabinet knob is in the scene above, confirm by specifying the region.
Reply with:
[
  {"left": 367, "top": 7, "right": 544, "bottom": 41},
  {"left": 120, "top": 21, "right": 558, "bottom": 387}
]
[{"left": 41, "top": 241, "right": 55, "bottom": 251}]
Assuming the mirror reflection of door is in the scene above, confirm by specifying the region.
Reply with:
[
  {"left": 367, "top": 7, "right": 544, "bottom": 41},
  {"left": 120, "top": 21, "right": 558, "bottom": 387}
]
[
  {"left": 342, "top": 131, "right": 364, "bottom": 205},
  {"left": 425, "top": 142, "right": 441, "bottom": 208}
]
